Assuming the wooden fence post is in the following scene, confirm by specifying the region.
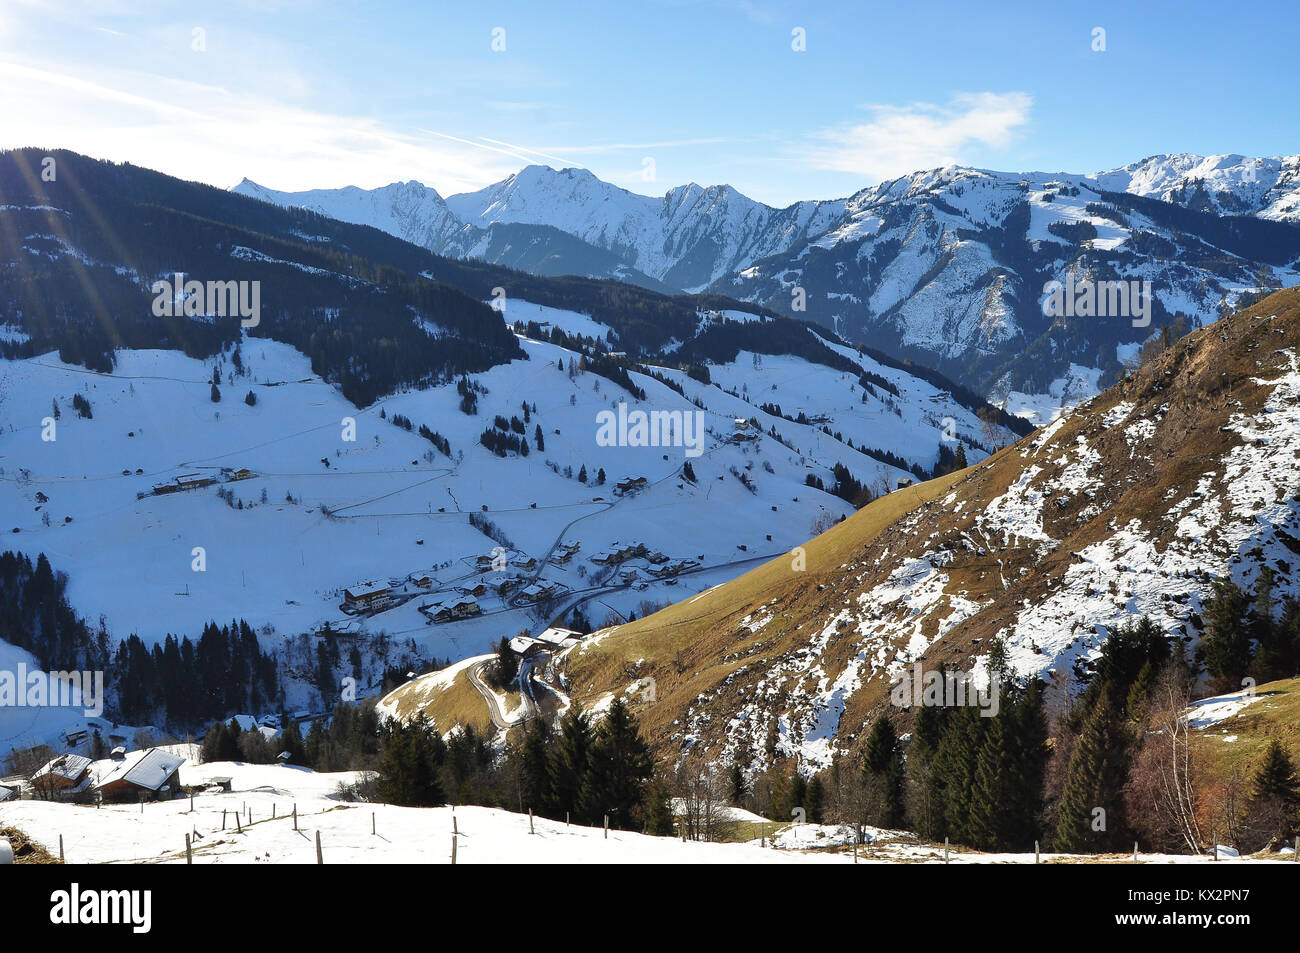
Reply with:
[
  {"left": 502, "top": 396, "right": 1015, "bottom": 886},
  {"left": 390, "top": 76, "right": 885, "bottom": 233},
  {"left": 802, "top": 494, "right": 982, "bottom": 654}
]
[
  {"left": 186, "top": 833, "right": 192, "bottom": 865},
  {"left": 315, "top": 830, "right": 323, "bottom": 865}
]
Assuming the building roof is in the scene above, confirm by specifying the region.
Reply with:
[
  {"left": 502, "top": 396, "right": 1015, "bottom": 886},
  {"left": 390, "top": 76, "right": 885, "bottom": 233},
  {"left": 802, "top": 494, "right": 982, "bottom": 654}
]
[
  {"left": 33, "top": 753, "right": 92, "bottom": 782},
  {"left": 535, "top": 626, "right": 582, "bottom": 646},
  {"left": 344, "top": 580, "right": 389, "bottom": 599},
  {"left": 95, "top": 748, "right": 186, "bottom": 793}
]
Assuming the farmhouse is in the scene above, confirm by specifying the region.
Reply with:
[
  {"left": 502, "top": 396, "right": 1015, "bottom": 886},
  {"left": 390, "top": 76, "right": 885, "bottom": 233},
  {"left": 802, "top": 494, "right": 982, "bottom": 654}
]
[
  {"left": 551, "top": 541, "right": 582, "bottom": 564},
  {"left": 591, "top": 541, "right": 649, "bottom": 565},
  {"left": 518, "top": 582, "right": 557, "bottom": 603},
  {"left": 342, "top": 580, "right": 390, "bottom": 611},
  {"left": 174, "top": 473, "right": 215, "bottom": 491},
  {"left": 535, "top": 627, "right": 582, "bottom": 650},
  {"left": 423, "top": 595, "right": 481, "bottom": 623},
  {"left": 447, "top": 596, "right": 480, "bottom": 618},
  {"left": 614, "top": 476, "right": 648, "bottom": 496},
  {"left": 95, "top": 748, "right": 185, "bottom": 803},
  {"left": 508, "top": 636, "right": 545, "bottom": 658}
]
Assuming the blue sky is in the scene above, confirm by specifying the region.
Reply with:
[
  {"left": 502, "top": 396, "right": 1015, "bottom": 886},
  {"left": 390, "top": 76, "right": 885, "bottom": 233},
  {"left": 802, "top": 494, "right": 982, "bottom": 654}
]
[{"left": 2, "top": 0, "right": 1296, "bottom": 206}]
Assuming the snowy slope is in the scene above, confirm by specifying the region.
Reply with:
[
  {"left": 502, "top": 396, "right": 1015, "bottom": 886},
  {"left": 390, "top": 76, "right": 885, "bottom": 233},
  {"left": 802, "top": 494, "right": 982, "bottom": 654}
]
[
  {"left": 0, "top": 293, "right": 1016, "bottom": 737},
  {"left": 3, "top": 753, "right": 1284, "bottom": 864}
]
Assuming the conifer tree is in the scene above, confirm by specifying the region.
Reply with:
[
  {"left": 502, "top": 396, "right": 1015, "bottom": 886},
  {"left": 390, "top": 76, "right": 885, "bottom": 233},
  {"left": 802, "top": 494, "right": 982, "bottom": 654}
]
[
  {"left": 969, "top": 679, "right": 1046, "bottom": 851},
  {"left": 520, "top": 718, "right": 553, "bottom": 816},
  {"left": 906, "top": 697, "right": 950, "bottom": 840},
  {"left": 375, "top": 715, "right": 445, "bottom": 807},
  {"left": 863, "top": 713, "right": 905, "bottom": 828},
  {"left": 932, "top": 704, "right": 985, "bottom": 844},
  {"left": 644, "top": 780, "right": 675, "bottom": 836},
  {"left": 492, "top": 636, "right": 518, "bottom": 688},
  {"left": 1054, "top": 695, "right": 1130, "bottom": 852},
  {"left": 1248, "top": 739, "right": 1299, "bottom": 845},
  {"left": 728, "top": 763, "right": 748, "bottom": 806},
  {"left": 1202, "top": 577, "right": 1252, "bottom": 690},
  {"left": 807, "top": 776, "right": 826, "bottom": 823},
  {"left": 580, "top": 697, "right": 654, "bottom": 828},
  {"left": 549, "top": 701, "right": 594, "bottom": 822}
]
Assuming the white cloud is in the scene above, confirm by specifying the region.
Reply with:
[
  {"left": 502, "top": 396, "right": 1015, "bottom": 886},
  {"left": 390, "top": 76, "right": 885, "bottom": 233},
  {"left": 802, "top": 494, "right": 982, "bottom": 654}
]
[
  {"left": 803, "top": 92, "right": 1033, "bottom": 180},
  {"left": 0, "top": 59, "right": 522, "bottom": 194}
]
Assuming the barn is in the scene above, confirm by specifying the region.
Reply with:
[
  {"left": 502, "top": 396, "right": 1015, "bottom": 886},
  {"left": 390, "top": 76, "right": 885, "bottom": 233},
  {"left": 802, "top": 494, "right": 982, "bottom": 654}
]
[{"left": 30, "top": 754, "right": 92, "bottom": 796}]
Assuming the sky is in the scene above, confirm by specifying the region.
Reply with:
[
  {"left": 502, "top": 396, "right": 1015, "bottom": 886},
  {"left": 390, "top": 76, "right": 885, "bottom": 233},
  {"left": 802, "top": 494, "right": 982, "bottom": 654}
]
[{"left": 2, "top": 0, "right": 1297, "bottom": 207}]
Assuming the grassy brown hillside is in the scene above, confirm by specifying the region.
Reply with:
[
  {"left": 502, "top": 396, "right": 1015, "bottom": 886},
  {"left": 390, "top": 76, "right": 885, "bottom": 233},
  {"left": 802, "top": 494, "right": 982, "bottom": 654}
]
[{"left": 566, "top": 286, "right": 1300, "bottom": 773}]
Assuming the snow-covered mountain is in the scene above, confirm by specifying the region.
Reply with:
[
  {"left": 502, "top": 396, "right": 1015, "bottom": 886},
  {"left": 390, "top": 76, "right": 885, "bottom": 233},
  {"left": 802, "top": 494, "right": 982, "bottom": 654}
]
[
  {"left": 232, "top": 178, "right": 470, "bottom": 251},
  {"left": 235, "top": 154, "right": 1300, "bottom": 420},
  {"left": 444, "top": 165, "right": 843, "bottom": 291},
  {"left": 236, "top": 165, "right": 842, "bottom": 293},
  {"left": 716, "top": 162, "right": 1300, "bottom": 418},
  {"left": 1095, "top": 153, "right": 1300, "bottom": 222}
]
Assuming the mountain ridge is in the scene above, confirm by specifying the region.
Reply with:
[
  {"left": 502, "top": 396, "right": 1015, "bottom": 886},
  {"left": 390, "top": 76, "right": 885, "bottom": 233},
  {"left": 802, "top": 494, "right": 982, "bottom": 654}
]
[{"left": 235, "top": 154, "right": 1300, "bottom": 417}]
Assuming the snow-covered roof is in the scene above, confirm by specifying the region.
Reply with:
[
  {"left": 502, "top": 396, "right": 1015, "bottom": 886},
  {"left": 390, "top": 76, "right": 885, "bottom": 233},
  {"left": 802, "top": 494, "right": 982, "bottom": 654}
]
[
  {"left": 344, "top": 580, "right": 388, "bottom": 598},
  {"left": 95, "top": 748, "right": 185, "bottom": 792},
  {"left": 33, "top": 753, "right": 91, "bottom": 782},
  {"left": 535, "top": 626, "right": 582, "bottom": 646}
]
